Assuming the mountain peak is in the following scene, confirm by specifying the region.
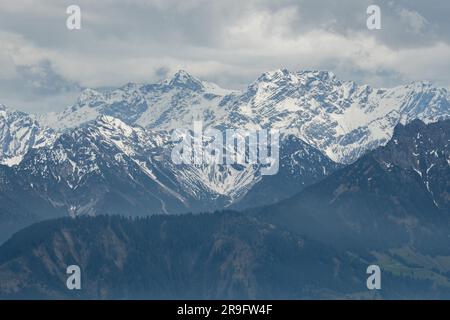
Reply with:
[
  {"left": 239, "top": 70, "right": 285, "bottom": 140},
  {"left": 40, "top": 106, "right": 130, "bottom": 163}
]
[
  {"left": 77, "top": 88, "right": 104, "bottom": 105},
  {"left": 257, "top": 68, "right": 292, "bottom": 82},
  {"left": 96, "top": 114, "right": 131, "bottom": 130},
  {"left": 173, "top": 69, "right": 192, "bottom": 78},
  {"left": 254, "top": 69, "right": 338, "bottom": 85},
  {"left": 296, "top": 70, "right": 338, "bottom": 81},
  {"left": 0, "top": 104, "right": 29, "bottom": 118},
  {"left": 406, "top": 80, "right": 433, "bottom": 88},
  {"left": 168, "top": 70, "right": 204, "bottom": 91}
]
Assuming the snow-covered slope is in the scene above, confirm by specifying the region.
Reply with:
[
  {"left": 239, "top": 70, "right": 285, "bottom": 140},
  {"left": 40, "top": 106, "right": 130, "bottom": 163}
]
[
  {"left": 41, "top": 69, "right": 450, "bottom": 164},
  {"left": 0, "top": 114, "right": 338, "bottom": 224},
  {"left": 221, "top": 69, "right": 450, "bottom": 163},
  {"left": 40, "top": 70, "right": 237, "bottom": 131},
  {"left": 0, "top": 104, "right": 56, "bottom": 166},
  {"left": 94, "top": 116, "right": 260, "bottom": 204}
]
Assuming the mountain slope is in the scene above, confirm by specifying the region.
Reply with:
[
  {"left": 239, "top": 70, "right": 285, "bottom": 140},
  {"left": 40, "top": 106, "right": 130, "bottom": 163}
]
[
  {"left": 2, "top": 211, "right": 450, "bottom": 299},
  {"left": 257, "top": 119, "right": 450, "bottom": 251},
  {"left": 232, "top": 134, "right": 341, "bottom": 210},
  {"left": 0, "top": 164, "right": 45, "bottom": 244},
  {"left": 0, "top": 213, "right": 436, "bottom": 300},
  {"left": 5, "top": 117, "right": 188, "bottom": 218}
]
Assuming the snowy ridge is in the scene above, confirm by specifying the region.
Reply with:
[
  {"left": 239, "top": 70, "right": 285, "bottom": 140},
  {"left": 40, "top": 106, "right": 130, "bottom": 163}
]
[
  {"left": 0, "top": 69, "right": 449, "bottom": 216},
  {"left": 220, "top": 70, "right": 450, "bottom": 163},
  {"left": 40, "top": 70, "right": 238, "bottom": 131},
  {"left": 0, "top": 68, "right": 448, "bottom": 186},
  {"left": 39, "top": 69, "right": 450, "bottom": 164}
]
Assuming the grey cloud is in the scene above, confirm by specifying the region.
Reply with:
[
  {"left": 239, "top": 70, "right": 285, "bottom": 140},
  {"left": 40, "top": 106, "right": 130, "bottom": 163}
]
[
  {"left": 154, "top": 66, "right": 170, "bottom": 80},
  {"left": 14, "top": 60, "right": 80, "bottom": 95},
  {"left": 0, "top": 59, "right": 81, "bottom": 113}
]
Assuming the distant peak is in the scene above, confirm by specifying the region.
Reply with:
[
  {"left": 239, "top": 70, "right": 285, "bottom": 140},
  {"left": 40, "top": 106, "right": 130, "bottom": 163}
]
[
  {"left": 0, "top": 104, "right": 20, "bottom": 115},
  {"left": 173, "top": 69, "right": 192, "bottom": 78},
  {"left": 168, "top": 70, "right": 204, "bottom": 91},
  {"left": 405, "top": 80, "right": 434, "bottom": 90},
  {"left": 257, "top": 69, "right": 292, "bottom": 81},
  {"left": 96, "top": 114, "right": 125, "bottom": 125},
  {"left": 268, "top": 68, "right": 291, "bottom": 76},
  {"left": 78, "top": 88, "right": 104, "bottom": 105},
  {"left": 296, "top": 70, "right": 337, "bottom": 80},
  {"left": 96, "top": 115, "right": 134, "bottom": 131},
  {"left": 255, "top": 69, "right": 339, "bottom": 85}
]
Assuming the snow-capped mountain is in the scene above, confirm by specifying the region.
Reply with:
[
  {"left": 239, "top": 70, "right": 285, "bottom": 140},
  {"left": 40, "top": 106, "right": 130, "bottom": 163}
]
[
  {"left": 40, "top": 69, "right": 450, "bottom": 164},
  {"left": 2, "top": 69, "right": 444, "bottom": 168},
  {"left": 4, "top": 115, "right": 337, "bottom": 213},
  {"left": 40, "top": 70, "right": 237, "bottom": 131},
  {"left": 0, "top": 114, "right": 338, "bottom": 242},
  {"left": 1, "top": 68, "right": 449, "bottom": 241},
  {"left": 227, "top": 69, "right": 450, "bottom": 164},
  {"left": 0, "top": 104, "right": 56, "bottom": 166}
]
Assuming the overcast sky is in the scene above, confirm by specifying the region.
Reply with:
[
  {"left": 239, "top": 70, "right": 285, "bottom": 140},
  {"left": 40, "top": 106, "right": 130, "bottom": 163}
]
[{"left": 0, "top": 0, "right": 449, "bottom": 113}]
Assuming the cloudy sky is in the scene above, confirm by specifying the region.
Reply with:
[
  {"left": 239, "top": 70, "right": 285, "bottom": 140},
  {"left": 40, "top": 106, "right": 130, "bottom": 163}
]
[{"left": 0, "top": 0, "right": 449, "bottom": 113}]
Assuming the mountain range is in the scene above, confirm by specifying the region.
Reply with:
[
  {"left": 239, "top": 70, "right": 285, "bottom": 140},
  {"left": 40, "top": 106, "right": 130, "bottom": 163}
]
[
  {"left": 0, "top": 119, "right": 448, "bottom": 299},
  {"left": 1, "top": 69, "right": 449, "bottom": 240},
  {"left": 38, "top": 69, "right": 450, "bottom": 164},
  {"left": 2, "top": 69, "right": 450, "bottom": 167},
  {"left": 0, "top": 114, "right": 338, "bottom": 243},
  {"left": 0, "top": 69, "right": 449, "bottom": 298}
]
